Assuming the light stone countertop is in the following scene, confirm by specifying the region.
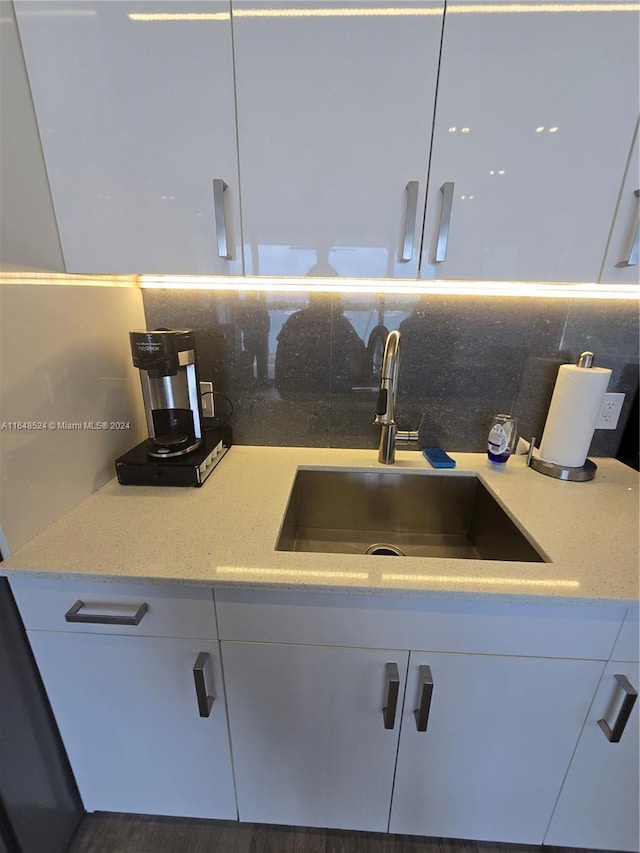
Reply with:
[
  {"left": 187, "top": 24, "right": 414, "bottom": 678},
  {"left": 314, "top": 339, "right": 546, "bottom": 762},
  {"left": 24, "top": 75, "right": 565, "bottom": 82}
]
[{"left": 2, "top": 446, "right": 638, "bottom": 606}]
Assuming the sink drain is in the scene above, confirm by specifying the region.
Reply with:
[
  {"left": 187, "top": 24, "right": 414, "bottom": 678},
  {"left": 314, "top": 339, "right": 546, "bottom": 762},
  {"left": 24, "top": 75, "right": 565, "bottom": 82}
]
[{"left": 365, "top": 543, "right": 405, "bottom": 557}]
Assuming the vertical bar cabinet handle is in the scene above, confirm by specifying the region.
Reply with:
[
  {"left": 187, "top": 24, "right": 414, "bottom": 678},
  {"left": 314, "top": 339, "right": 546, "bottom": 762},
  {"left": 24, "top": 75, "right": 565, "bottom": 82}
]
[
  {"left": 434, "top": 181, "right": 455, "bottom": 263},
  {"left": 383, "top": 662, "right": 400, "bottom": 730},
  {"left": 193, "top": 652, "right": 215, "bottom": 718},
  {"left": 597, "top": 674, "right": 638, "bottom": 743},
  {"left": 414, "top": 665, "right": 434, "bottom": 732},
  {"left": 212, "top": 178, "right": 232, "bottom": 260},
  {"left": 615, "top": 189, "right": 640, "bottom": 268},
  {"left": 400, "top": 180, "right": 419, "bottom": 262}
]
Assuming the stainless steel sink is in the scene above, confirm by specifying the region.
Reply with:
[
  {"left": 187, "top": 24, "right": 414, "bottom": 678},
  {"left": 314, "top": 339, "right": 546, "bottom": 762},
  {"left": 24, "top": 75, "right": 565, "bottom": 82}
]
[{"left": 276, "top": 468, "right": 545, "bottom": 562}]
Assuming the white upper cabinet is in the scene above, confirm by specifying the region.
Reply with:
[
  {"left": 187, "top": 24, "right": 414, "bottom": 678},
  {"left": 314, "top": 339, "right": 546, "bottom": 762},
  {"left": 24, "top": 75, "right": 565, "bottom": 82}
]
[
  {"left": 600, "top": 121, "right": 640, "bottom": 284},
  {"left": 420, "top": 0, "right": 640, "bottom": 282},
  {"left": 13, "top": 0, "right": 638, "bottom": 280},
  {"left": 232, "top": 0, "right": 444, "bottom": 278},
  {"left": 14, "top": 1, "right": 242, "bottom": 275}
]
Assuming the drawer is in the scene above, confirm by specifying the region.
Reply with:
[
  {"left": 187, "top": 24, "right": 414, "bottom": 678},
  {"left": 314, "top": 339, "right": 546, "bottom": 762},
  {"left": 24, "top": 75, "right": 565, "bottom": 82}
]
[
  {"left": 8, "top": 576, "right": 217, "bottom": 639},
  {"left": 214, "top": 588, "right": 624, "bottom": 660}
]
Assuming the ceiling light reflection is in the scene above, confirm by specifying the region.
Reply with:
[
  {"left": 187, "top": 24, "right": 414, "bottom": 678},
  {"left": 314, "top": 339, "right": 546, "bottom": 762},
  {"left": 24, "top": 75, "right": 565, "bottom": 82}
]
[
  {"left": 127, "top": 3, "right": 638, "bottom": 21},
  {"left": 129, "top": 12, "right": 229, "bottom": 21},
  {"left": 451, "top": 2, "right": 638, "bottom": 11},
  {"left": 380, "top": 573, "right": 580, "bottom": 588},
  {"left": 216, "top": 566, "right": 370, "bottom": 580},
  {"left": 234, "top": 6, "right": 443, "bottom": 16}
]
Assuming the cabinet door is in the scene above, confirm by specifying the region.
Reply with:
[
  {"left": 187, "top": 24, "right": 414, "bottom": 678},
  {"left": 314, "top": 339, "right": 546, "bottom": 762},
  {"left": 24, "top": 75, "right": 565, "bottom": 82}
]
[
  {"left": 390, "top": 651, "right": 603, "bottom": 844},
  {"left": 221, "top": 641, "right": 409, "bottom": 831},
  {"left": 420, "top": 0, "right": 639, "bottom": 282},
  {"left": 545, "top": 661, "right": 640, "bottom": 852},
  {"left": 233, "top": 0, "right": 443, "bottom": 278},
  {"left": 15, "top": 1, "right": 242, "bottom": 275},
  {"left": 27, "top": 632, "right": 237, "bottom": 819},
  {"left": 600, "top": 123, "right": 640, "bottom": 285}
]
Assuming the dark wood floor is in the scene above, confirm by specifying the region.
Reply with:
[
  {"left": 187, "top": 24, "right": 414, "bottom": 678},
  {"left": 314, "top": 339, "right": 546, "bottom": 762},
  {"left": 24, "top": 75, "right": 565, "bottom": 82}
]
[{"left": 66, "top": 814, "right": 618, "bottom": 853}]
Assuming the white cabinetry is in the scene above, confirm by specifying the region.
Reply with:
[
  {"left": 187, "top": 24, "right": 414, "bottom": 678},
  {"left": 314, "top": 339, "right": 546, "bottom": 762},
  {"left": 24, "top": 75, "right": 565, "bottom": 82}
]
[
  {"left": 545, "top": 608, "right": 640, "bottom": 852},
  {"left": 389, "top": 651, "right": 603, "bottom": 843},
  {"left": 8, "top": 578, "right": 237, "bottom": 820},
  {"left": 13, "top": 0, "right": 638, "bottom": 281},
  {"left": 232, "top": 0, "right": 444, "bottom": 278},
  {"left": 221, "top": 641, "right": 408, "bottom": 831},
  {"left": 419, "top": 0, "right": 639, "bottom": 283},
  {"left": 14, "top": 1, "right": 242, "bottom": 275},
  {"left": 215, "top": 587, "right": 624, "bottom": 841},
  {"left": 600, "top": 122, "right": 640, "bottom": 285}
]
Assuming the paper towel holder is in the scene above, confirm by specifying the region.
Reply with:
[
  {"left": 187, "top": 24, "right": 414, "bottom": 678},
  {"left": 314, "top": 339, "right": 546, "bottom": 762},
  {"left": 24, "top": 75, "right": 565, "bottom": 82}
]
[
  {"left": 527, "top": 350, "right": 599, "bottom": 482},
  {"left": 527, "top": 441, "right": 597, "bottom": 481},
  {"left": 577, "top": 351, "right": 595, "bottom": 368}
]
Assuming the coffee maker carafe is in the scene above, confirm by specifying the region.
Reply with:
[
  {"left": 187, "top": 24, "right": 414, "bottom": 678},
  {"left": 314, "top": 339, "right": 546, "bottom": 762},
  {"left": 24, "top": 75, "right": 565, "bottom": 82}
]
[{"left": 130, "top": 329, "right": 203, "bottom": 458}]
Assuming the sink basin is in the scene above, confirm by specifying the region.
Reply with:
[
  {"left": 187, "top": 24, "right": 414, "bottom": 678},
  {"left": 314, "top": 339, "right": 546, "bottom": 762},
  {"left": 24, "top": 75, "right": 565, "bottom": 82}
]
[{"left": 276, "top": 468, "right": 545, "bottom": 562}]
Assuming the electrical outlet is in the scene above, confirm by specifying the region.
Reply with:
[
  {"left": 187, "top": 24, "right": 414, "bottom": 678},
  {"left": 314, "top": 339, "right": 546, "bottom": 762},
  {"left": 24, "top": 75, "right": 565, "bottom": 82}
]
[
  {"left": 200, "top": 381, "right": 215, "bottom": 418},
  {"left": 596, "top": 392, "right": 625, "bottom": 430}
]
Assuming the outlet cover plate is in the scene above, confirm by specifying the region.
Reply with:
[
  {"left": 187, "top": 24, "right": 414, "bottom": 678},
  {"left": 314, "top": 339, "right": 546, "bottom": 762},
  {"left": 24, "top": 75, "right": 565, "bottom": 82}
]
[{"left": 596, "top": 392, "right": 625, "bottom": 430}]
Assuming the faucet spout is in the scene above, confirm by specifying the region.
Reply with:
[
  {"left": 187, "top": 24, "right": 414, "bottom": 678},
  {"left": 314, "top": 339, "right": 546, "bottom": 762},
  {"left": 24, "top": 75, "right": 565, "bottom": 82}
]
[{"left": 374, "top": 330, "right": 401, "bottom": 464}]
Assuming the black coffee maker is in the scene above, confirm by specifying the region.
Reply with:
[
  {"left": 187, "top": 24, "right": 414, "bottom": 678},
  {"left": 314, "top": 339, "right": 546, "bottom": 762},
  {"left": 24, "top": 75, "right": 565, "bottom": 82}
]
[{"left": 130, "top": 329, "right": 204, "bottom": 458}]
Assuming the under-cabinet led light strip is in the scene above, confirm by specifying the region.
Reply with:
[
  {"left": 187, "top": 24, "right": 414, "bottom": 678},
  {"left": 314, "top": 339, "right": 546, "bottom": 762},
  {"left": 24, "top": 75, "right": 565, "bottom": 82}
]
[
  {"left": 138, "top": 275, "right": 640, "bottom": 300},
  {"left": 0, "top": 272, "right": 138, "bottom": 288},
  {"left": 2, "top": 272, "right": 637, "bottom": 300}
]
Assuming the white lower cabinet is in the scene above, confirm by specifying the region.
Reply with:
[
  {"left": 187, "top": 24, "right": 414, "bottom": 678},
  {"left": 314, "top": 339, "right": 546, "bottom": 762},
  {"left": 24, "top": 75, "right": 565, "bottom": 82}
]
[
  {"left": 389, "top": 652, "right": 604, "bottom": 844},
  {"left": 545, "top": 660, "right": 640, "bottom": 852},
  {"left": 10, "top": 577, "right": 629, "bottom": 848},
  {"left": 220, "top": 640, "right": 605, "bottom": 842},
  {"left": 27, "top": 631, "right": 237, "bottom": 819},
  {"left": 8, "top": 578, "right": 237, "bottom": 820},
  {"left": 213, "top": 588, "right": 625, "bottom": 843},
  {"left": 220, "top": 641, "right": 409, "bottom": 831}
]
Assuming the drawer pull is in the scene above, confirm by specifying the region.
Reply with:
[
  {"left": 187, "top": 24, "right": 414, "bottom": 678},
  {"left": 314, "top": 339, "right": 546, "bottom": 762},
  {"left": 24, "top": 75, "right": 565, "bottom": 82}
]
[
  {"left": 64, "top": 600, "right": 148, "bottom": 626},
  {"left": 615, "top": 188, "right": 639, "bottom": 268},
  {"left": 400, "top": 180, "right": 419, "bottom": 262},
  {"left": 414, "top": 665, "right": 434, "bottom": 732},
  {"left": 212, "top": 178, "right": 231, "bottom": 260},
  {"left": 193, "top": 652, "right": 215, "bottom": 718},
  {"left": 598, "top": 673, "right": 638, "bottom": 743},
  {"left": 434, "top": 181, "right": 454, "bottom": 263},
  {"left": 383, "top": 662, "right": 400, "bottom": 730}
]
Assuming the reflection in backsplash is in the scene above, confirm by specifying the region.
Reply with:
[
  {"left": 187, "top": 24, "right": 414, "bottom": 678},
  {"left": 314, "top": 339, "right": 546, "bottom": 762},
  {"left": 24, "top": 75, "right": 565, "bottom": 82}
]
[{"left": 142, "top": 290, "right": 638, "bottom": 456}]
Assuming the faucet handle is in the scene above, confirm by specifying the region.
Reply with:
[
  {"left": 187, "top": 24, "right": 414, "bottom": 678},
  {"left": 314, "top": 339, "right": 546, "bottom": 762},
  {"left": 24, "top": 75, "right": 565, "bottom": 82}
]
[
  {"left": 396, "top": 412, "right": 426, "bottom": 446},
  {"left": 374, "top": 388, "right": 388, "bottom": 418}
]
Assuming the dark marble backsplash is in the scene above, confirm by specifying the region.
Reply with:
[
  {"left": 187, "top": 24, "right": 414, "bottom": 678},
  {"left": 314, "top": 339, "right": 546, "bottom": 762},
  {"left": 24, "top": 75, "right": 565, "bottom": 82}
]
[{"left": 143, "top": 290, "right": 639, "bottom": 457}]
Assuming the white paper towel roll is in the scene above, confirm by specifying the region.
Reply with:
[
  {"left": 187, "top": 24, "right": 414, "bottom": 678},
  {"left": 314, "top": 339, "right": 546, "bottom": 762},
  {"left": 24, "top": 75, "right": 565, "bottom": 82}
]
[{"left": 539, "top": 363, "right": 611, "bottom": 467}]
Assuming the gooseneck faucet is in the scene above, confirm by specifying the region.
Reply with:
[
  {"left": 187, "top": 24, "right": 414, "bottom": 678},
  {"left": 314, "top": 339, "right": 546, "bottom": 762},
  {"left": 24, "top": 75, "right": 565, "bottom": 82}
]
[
  {"left": 374, "top": 330, "right": 423, "bottom": 464},
  {"left": 374, "top": 330, "right": 401, "bottom": 464}
]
